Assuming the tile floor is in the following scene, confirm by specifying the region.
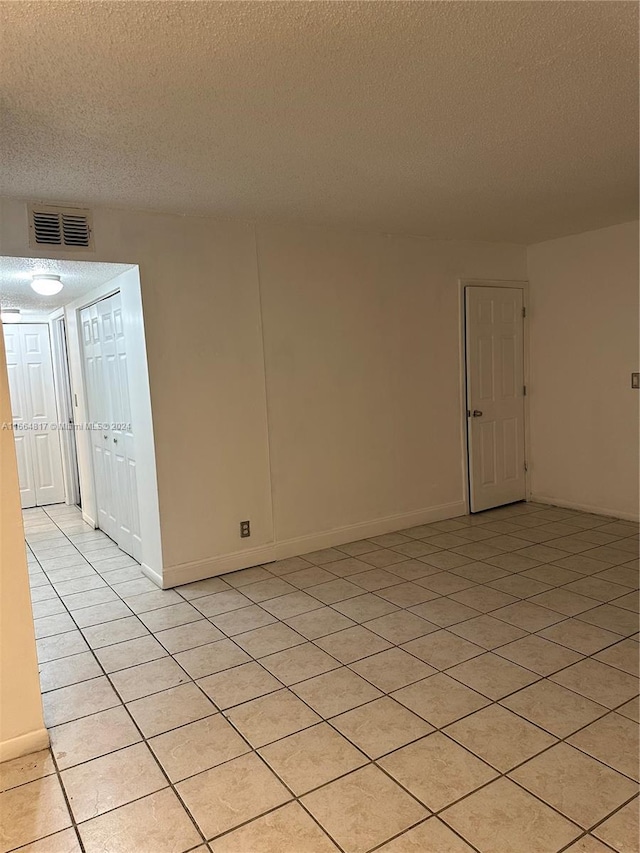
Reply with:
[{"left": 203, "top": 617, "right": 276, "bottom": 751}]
[{"left": 1, "top": 501, "right": 638, "bottom": 853}]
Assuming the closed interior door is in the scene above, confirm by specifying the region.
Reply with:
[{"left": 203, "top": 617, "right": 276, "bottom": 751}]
[
  {"left": 465, "top": 286, "right": 526, "bottom": 512},
  {"left": 3, "top": 323, "right": 65, "bottom": 508},
  {"left": 80, "top": 292, "right": 141, "bottom": 560}
]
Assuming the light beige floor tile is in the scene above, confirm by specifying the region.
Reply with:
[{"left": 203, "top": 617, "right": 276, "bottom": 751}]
[
  {"left": 449, "top": 614, "right": 527, "bottom": 649},
  {"left": 594, "top": 638, "right": 639, "bottom": 675},
  {"left": 32, "top": 597, "right": 68, "bottom": 618},
  {"left": 61, "top": 588, "right": 119, "bottom": 611},
  {"left": 446, "top": 652, "right": 539, "bottom": 700},
  {"left": 261, "top": 590, "right": 324, "bottom": 618},
  {"left": 302, "top": 764, "right": 427, "bottom": 853},
  {"left": 595, "top": 566, "right": 640, "bottom": 589},
  {"left": 122, "top": 589, "right": 182, "bottom": 614},
  {"left": 593, "top": 796, "right": 639, "bottom": 852},
  {"left": 441, "top": 777, "right": 580, "bottom": 853},
  {"left": 149, "top": 713, "right": 250, "bottom": 782},
  {"left": 444, "top": 705, "right": 556, "bottom": 772},
  {"left": 377, "top": 817, "right": 475, "bottom": 852},
  {"left": 223, "top": 566, "right": 273, "bottom": 588},
  {"left": 72, "top": 601, "right": 133, "bottom": 629},
  {"left": 377, "top": 582, "right": 440, "bottom": 608},
  {"left": 331, "top": 557, "right": 387, "bottom": 577},
  {"left": 401, "top": 629, "right": 483, "bottom": 670},
  {"left": 78, "top": 788, "right": 201, "bottom": 853},
  {"left": 569, "top": 712, "right": 639, "bottom": 781},
  {"left": 209, "top": 604, "right": 277, "bottom": 635},
  {"left": 177, "top": 576, "right": 231, "bottom": 600},
  {"left": 392, "top": 673, "right": 489, "bottom": 726},
  {"left": 357, "top": 549, "right": 409, "bottom": 568},
  {"left": 109, "top": 576, "right": 161, "bottom": 597},
  {"left": 94, "top": 634, "right": 167, "bottom": 672},
  {"left": 0, "top": 775, "right": 71, "bottom": 853},
  {"left": 209, "top": 801, "right": 340, "bottom": 853},
  {"left": 224, "top": 688, "right": 321, "bottom": 747},
  {"left": 61, "top": 742, "right": 166, "bottom": 823},
  {"left": 350, "top": 647, "right": 435, "bottom": 692},
  {"left": 260, "top": 641, "right": 340, "bottom": 684},
  {"left": 538, "top": 619, "right": 622, "bottom": 655},
  {"left": 486, "top": 552, "right": 544, "bottom": 572},
  {"left": 137, "top": 601, "right": 203, "bottom": 632},
  {"left": 451, "top": 561, "right": 509, "bottom": 584},
  {"left": 380, "top": 732, "right": 497, "bottom": 811},
  {"left": 110, "top": 656, "right": 189, "bottom": 701},
  {"left": 333, "top": 593, "right": 399, "bottom": 622},
  {"left": 495, "top": 634, "right": 583, "bottom": 675},
  {"left": 303, "top": 547, "right": 350, "bottom": 565},
  {"left": 174, "top": 638, "right": 250, "bottom": 679},
  {"left": 267, "top": 556, "right": 315, "bottom": 575},
  {"left": 331, "top": 697, "right": 433, "bottom": 758},
  {"left": 292, "top": 667, "right": 382, "bottom": 717},
  {"left": 617, "top": 696, "right": 640, "bottom": 722},
  {"left": 240, "top": 577, "right": 297, "bottom": 603},
  {"left": 510, "top": 743, "right": 638, "bottom": 828},
  {"left": 448, "top": 586, "right": 516, "bottom": 613},
  {"left": 489, "top": 574, "right": 551, "bottom": 598},
  {"left": 198, "top": 661, "right": 282, "bottom": 708},
  {"left": 563, "top": 837, "right": 618, "bottom": 853},
  {"left": 387, "top": 559, "right": 440, "bottom": 581},
  {"left": 419, "top": 551, "right": 473, "bottom": 571},
  {"left": 308, "top": 578, "right": 364, "bottom": 604},
  {"left": 233, "top": 622, "right": 306, "bottom": 657},
  {"left": 523, "top": 564, "right": 582, "bottom": 585},
  {"left": 551, "top": 658, "right": 639, "bottom": 708},
  {"left": 350, "top": 568, "right": 402, "bottom": 591},
  {"left": 315, "top": 625, "right": 392, "bottom": 662},
  {"left": 15, "top": 827, "right": 82, "bottom": 853},
  {"left": 153, "top": 619, "right": 225, "bottom": 653},
  {"left": 177, "top": 752, "right": 291, "bottom": 839},
  {"left": 491, "top": 600, "right": 563, "bottom": 632},
  {"left": 363, "top": 610, "right": 437, "bottom": 644},
  {"left": 126, "top": 681, "right": 216, "bottom": 737},
  {"left": 614, "top": 591, "right": 640, "bottom": 612},
  {"left": 33, "top": 613, "right": 77, "bottom": 639},
  {"left": 192, "top": 590, "right": 252, "bottom": 617},
  {"left": 337, "top": 541, "right": 382, "bottom": 557},
  {"left": 39, "top": 652, "right": 103, "bottom": 692},
  {"left": 565, "top": 577, "right": 634, "bottom": 603},
  {"left": 81, "top": 616, "right": 149, "bottom": 649},
  {"left": 285, "top": 606, "right": 355, "bottom": 639},
  {"left": 392, "top": 540, "right": 443, "bottom": 558},
  {"left": 51, "top": 705, "right": 141, "bottom": 769},
  {"left": 501, "top": 679, "right": 608, "bottom": 737},
  {"left": 0, "top": 750, "right": 54, "bottom": 792},
  {"left": 43, "top": 677, "right": 121, "bottom": 727},
  {"left": 37, "top": 631, "right": 90, "bottom": 664},
  {"left": 259, "top": 722, "right": 367, "bottom": 794},
  {"left": 284, "top": 565, "right": 336, "bottom": 589},
  {"left": 513, "top": 544, "right": 569, "bottom": 564},
  {"left": 578, "top": 604, "right": 639, "bottom": 636}
]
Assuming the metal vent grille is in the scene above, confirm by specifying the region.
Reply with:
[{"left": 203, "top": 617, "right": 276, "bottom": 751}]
[{"left": 29, "top": 204, "right": 94, "bottom": 250}]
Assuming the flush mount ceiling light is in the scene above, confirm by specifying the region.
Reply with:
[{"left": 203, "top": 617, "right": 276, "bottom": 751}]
[
  {"left": 0, "top": 308, "right": 21, "bottom": 323},
  {"left": 31, "top": 274, "right": 63, "bottom": 296}
]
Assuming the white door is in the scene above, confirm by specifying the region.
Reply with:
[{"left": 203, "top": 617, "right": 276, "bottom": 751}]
[
  {"left": 466, "top": 286, "right": 526, "bottom": 512},
  {"left": 3, "top": 324, "right": 65, "bottom": 508},
  {"left": 80, "top": 293, "right": 141, "bottom": 560}
]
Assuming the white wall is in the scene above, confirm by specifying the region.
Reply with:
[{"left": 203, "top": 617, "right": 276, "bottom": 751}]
[
  {"left": 0, "top": 329, "right": 49, "bottom": 761},
  {"left": 528, "top": 221, "right": 639, "bottom": 520},
  {"left": 0, "top": 198, "right": 526, "bottom": 585}
]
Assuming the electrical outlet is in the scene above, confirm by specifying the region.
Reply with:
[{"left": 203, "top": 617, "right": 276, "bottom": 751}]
[
  {"left": 632, "top": 373, "right": 640, "bottom": 390},
  {"left": 240, "top": 520, "right": 251, "bottom": 538}
]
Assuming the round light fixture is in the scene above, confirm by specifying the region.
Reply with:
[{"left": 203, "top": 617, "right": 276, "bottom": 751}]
[
  {"left": 0, "top": 308, "right": 21, "bottom": 324},
  {"left": 31, "top": 274, "right": 63, "bottom": 296}
]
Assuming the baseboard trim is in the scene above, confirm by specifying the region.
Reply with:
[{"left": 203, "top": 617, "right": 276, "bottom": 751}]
[
  {"left": 81, "top": 511, "right": 97, "bottom": 529},
  {"left": 0, "top": 728, "right": 50, "bottom": 763},
  {"left": 162, "top": 500, "right": 467, "bottom": 588},
  {"left": 141, "top": 562, "right": 165, "bottom": 590},
  {"left": 531, "top": 494, "right": 639, "bottom": 523}
]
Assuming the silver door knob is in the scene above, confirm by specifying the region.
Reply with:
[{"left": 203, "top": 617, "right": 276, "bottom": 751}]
[{"left": 472, "top": 410, "right": 483, "bottom": 417}]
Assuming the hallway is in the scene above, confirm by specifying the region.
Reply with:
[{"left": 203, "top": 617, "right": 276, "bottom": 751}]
[{"left": 1, "top": 501, "right": 638, "bottom": 853}]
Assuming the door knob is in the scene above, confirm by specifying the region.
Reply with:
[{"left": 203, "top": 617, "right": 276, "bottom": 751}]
[{"left": 472, "top": 410, "right": 483, "bottom": 417}]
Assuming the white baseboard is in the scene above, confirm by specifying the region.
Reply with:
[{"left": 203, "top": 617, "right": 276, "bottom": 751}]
[
  {"left": 141, "top": 562, "right": 165, "bottom": 590},
  {"left": 162, "top": 500, "right": 467, "bottom": 588},
  {"left": 531, "top": 494, "right": 639, "bottom": 523},
  {"left": 81, "top": 511, "right": 97, "bottom": 528},
  {"left": 0, "top": 728, "right": 50, "bottom": 763}
]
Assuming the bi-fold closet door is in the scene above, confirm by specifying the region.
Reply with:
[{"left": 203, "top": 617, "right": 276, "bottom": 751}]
[
  {"left": 3, "top": 323, "right": 65, "bottom": 508},
  {"left": 80, "top": 292, "right": 141, "bottom": 561}
]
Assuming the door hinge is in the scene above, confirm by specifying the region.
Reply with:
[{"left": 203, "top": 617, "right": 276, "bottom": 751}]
[
  {"left": 522, "top": 306, "right": 526, "bottom": 318},
  {"left": 524, "top": 460, "right": 528, "bottom": 472},
  {"left": 523, "top": 385, "right": 527, "bottom": 396}
]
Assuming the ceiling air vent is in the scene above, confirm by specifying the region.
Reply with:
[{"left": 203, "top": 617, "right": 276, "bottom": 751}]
[{"left": 29, "top": 204, "right": 94, "bottom": 251}]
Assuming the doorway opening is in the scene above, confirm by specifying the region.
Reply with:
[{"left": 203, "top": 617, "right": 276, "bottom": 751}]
[
  {"left": 462, "top": 280, "right": 529, "bottom": 513},
  {"left": 1, "top": 257, "right": 162, "bottom": 582}
]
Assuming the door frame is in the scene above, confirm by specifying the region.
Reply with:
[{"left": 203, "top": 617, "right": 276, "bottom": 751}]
[
  {"left": 458, "top": 278, "right": 531, "bottom": 514},
  {"left": 49, "top": 313, "right": 81, "bottom": 506}
]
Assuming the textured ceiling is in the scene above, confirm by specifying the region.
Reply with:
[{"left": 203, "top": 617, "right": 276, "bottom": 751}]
[
  {"left": 0, "top": 257, "right": 134, "bottom": 311},
  {"left": 0, "top": 1, "right": 637, "bottom": 243}
]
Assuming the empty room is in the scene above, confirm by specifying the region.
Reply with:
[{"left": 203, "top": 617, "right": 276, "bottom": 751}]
[{"left": 0, "top": 2, "right": 638, "bottom": 853}]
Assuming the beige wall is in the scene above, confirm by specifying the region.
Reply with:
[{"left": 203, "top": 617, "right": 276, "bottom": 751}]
[
  {"left": 528, "top": 221, "right": 639, "bottom": 520},
  {"left": 0, "top": 199, "right": 526, "bottom": 585},
  {"left": 0, "top": 329, "right": 48, "bottom": 760}
]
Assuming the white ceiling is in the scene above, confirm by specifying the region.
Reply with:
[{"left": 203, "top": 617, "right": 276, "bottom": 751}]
[
  {"left": 0, "top": 257, "right": 134, "bottom": 312},
  {"left": 0, "top": 1, "right": 637, "bottom": 243}
]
